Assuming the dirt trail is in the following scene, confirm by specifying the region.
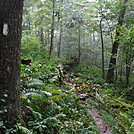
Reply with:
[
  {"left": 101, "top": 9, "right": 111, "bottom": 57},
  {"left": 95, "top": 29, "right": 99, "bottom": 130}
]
[
  {"left": 90, "top": 109, "right": 113, "bottom": 134},
  {"left": 61, "top": 68, "right": 113, "bottom": 133}
]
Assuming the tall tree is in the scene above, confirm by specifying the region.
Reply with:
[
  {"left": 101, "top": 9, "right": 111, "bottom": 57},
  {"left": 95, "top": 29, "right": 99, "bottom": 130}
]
[
  {"left": 49, "top": 0, "right": 55, "bottom": 59},
  {"left": 78, "top": 26, "right": 81, "bottom": 64},
  {"left": 58, "top": 0, "right": 63, "bottom": 58},
  {"left": 107, "top": 0, "right": 128, "bottom": 83},
  {"left": 100, "top": 19, "right": 105, "bottom": 79},
  {"left": 98, "top": 0, "right": 105, "bottom": 79},
  {"left": 0, "top": 0, "right": 24, "bottom": 128},
  {"left": 40, "top": 27, "right": 45, "bottom": 49}
]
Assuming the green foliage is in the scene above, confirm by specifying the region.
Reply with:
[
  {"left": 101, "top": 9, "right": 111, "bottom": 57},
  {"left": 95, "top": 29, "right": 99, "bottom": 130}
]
[
  {"left": 21, "top": 32, "right": 41, "bottom": 61},
  {"left": 1, "top": 0, "right": 134, "bottom": 133},
  {"left": 100, "top": 89, "right": 134, "bottom": 134},
  {"left": 19, "top": 59, "right": 102, "bottom": 133},
  {"left": 2, "top": 57, "right": 133, "bottom": 134},
  {"left": 77, "top": 65, "right": 102, "bottom": 78},
  {"left": 16, "top": 124, "right": 32, "bottom": 134},
  {"left": 75, "top": 65, "right": 105, "bottom": 84},
  {"left": 57, "top": 94, "right": 99, "bottom": 134},
  {"left": 19, "top": 13, "right": 134, "bottom": 131}
]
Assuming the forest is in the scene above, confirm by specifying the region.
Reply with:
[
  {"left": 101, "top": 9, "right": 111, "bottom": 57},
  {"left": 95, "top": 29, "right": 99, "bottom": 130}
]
[{"left": 0, "top": 0, "right": 134, "bottom": 134}]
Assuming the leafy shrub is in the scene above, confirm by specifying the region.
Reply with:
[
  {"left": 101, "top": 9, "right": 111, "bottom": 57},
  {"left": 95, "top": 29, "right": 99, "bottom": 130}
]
[
  {"left": 21, "top": 32, "right": 41, "bottom": 61},
  {"left": 19, "top": 57, "right": 133, "bottom": 134}
]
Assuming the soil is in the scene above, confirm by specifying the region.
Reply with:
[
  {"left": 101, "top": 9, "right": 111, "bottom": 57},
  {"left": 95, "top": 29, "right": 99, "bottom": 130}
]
[{"left": 90, "top": 108, "right": 113, "bottom": 134}]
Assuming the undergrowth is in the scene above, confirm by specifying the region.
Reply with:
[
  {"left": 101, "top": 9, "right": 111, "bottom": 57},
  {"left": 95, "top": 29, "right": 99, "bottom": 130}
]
[{"left": 1, "top": 59, "right": 134, "bottom": 134}]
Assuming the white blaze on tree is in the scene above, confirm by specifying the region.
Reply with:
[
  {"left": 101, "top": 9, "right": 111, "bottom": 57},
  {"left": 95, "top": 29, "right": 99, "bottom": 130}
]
[{"left": 3, "top": 23, "right": 8, "bottom": 35}]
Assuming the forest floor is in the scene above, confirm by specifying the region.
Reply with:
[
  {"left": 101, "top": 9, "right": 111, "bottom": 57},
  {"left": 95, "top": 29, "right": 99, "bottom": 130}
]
[
  {"left": 20, "top": 62, "right": 134, "bottom": 134},
  {"left": 56, "top": 65, "right": 133, "bottom": 134},
  {"left": 90, "top": 109, "right": 112, "bottom": 134},
  {"left": 61, "top": 70, "right": 113, "bottom": 134}
]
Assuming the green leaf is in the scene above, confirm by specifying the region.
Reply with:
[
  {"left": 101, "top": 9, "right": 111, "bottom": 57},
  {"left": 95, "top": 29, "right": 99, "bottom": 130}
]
[
  {"left": 18, "top": 126, "right": 32, "bottom": 134},
  {"left": 0, "top": 121, "right": 3, "bottom": 127}
]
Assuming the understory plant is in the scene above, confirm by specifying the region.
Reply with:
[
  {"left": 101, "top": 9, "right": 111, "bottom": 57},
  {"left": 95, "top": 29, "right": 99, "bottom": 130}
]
[{"left": 3, "top": 59, "right": 132, "bottom": 134}]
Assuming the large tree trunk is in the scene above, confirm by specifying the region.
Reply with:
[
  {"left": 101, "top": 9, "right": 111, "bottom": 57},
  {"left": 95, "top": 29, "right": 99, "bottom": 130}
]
[
  {"left": 0, "top": 0, "right": 23, "bottom": 128},
  {"left": 107, "top": 0, "right": 128, "bottom": 83}
]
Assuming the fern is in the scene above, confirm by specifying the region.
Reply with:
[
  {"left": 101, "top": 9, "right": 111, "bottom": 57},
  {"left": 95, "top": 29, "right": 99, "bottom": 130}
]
[
  {"left": 55, "top": 113, "right": 66, "bottom": 119},
  {"left": 17, "top": 125, "right": 32, "bottom": 134},
  {"left": 5, "top": 124, "right": 32, "bottom": 134},
  {"left": 28, "top": 115, "right": 63, "bottom": 134},
  {"left": 28, "top": 78, "right": 44, "bottom": 88},
  {"left": 21, "top": 88, "right": 52, "bottom": 100},
  {"left": 29, "top": 120, "right": 47, "bottom": 134},
  {"left": 21, "top": 88, "right": 52, "bottom": 114},
  {"left": 26, "top": 106, "right": 43, "bottom": 120},
  {"left": 23, "top": 88, "right": 51, "bottom": 96}
]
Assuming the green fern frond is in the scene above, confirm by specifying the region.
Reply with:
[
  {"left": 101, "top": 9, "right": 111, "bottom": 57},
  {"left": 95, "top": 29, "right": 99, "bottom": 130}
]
[
  {"left": 26, "top": 106, "right": 43, "bottom": 120},
  {"left": 45, "top": 88, "right": 63, "bottom": 95},
  {"left": 44, "top": 105, "right": 62, "bottom": 117},
  {"left": 44, "top": 117, "right": 59, "bottom": 127},
  {"left": 28, "top": 78, "right": 44, "bottom": 88},
  {"left": 22, "top": 88, "right": 52, "bottom": 98},
  {"left": 16, "top": 124, "right": 32, "bottom": 134},
  {"left": 55, "top": 113, "right": 66, "bottom": 119}
]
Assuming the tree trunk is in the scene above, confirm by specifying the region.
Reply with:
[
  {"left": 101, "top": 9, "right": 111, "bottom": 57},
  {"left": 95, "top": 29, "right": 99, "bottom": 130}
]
[
  {"left": 126, "top": 59, "right": 130, "bottom": 87},
  {"left": 58, "top": 0, "right": 63, "bottom": 58},
  {"left": 107, "top": 0, "right": 128, "bottom": 83},
  {"left": 58, "top": 23, "right": 63, "bottom": 58},
  {"left": 40, "top": 27, "right": 45, "bottom": 46},
  {"left": 40, "top": 27, "right": 45, "bottom": 51},
  {"left": 119, "top": 53, "right": 123, "bottom": 81},
  {"left": 47, "top": 31, "right": 50, "bottom": 47},
  {"left": 0, "top": 0, "right": 23, "bottom": 128},
  {"left": 49, "top": 0, "right": 55, "bottom": 59},
  {"left": 78, "top": 27, "right": 81, "bottom": 64},
  {"left": 100, "top": 19, "right": 105, "bottom": 79},
  {"left": 125, "top": 44, "right": 132, "bottom": 87}
]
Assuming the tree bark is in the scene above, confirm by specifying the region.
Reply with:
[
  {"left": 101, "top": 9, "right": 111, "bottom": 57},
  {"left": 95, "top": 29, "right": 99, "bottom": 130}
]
[
  {"left": 125, "top": 44, "right": 132, "bottom": 87},
  {"left": 78, "top": 27, "right": 81, "bottom": 64},
  {"left": 49, "top": 0, "right": 55, "bottom": 59},
  {"left": 0, "top": 0, "right": 23, "bottom": 128},
  {"left": 126, "top": 59, "right": 130, "bottom": 87},
  {"left": 58, "top": 23, "right": 63, "bottom": 58},
  {"left": 107, "top": 0, "right": 128, "bottom": 83},
  {"left": 58, "top": 0, "right": 63, "bottom": 58},
  {"left": 100, "top": 19, "right": 105, "bottom": 79},
  {"left": 40, "top": 27, "right": 45, "bottom": 51}
]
